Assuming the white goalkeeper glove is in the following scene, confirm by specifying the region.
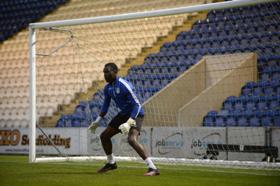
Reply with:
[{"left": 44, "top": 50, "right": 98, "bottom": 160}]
[
  {"left": 88, "top": 116, "right": 101, "bottom": 134},
  {"left": 118, "top": 118, "right": 136, "bottom": 135}
]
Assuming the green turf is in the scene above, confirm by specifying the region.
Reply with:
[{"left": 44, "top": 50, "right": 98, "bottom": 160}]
[{"left": 0, "top": 155, "right": 279, "bottom": 186}]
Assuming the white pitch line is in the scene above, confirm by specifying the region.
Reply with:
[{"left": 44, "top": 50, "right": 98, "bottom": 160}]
[
  {"left": 36, "top": 161, "right": 280, "bottom": 177},
  {"left": 1, "top": 160, "right": 279, "bottom": 176}
]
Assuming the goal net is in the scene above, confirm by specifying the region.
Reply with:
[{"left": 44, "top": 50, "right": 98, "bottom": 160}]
[{"left": 29, "top": 0, "right": 280, "bottom": 168}]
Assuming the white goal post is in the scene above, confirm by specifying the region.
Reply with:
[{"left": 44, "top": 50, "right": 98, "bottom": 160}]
[{"left": 28, "top": 0, "right": 280, "bottom": 169}]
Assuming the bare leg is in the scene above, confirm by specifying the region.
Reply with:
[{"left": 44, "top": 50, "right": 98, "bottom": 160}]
[
  {"left": 97, "top": 126, "right": 119, "bottom": 173},
  {"left": 127, "top": 128, "right": 148, "bottom": 160},
  {"left": 100, "top": 126, "right": 119, "bottom": 155}
]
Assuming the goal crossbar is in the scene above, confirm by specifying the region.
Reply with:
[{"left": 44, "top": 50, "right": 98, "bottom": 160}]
[{"left": 29, "top": 0, "right": 278, "bottom": 29}]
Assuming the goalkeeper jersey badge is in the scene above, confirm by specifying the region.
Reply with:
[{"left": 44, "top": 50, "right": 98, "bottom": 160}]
[{"left": 115, "top": 88, "right": 120, "bottom": 94}]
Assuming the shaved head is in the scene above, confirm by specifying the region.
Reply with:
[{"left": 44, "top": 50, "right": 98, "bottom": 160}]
[{"left": 103, "top": 63, "right": 118, "bottom": 83}]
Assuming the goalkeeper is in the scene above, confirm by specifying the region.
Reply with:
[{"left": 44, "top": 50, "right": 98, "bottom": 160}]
[{"left": 88, "top": 62, "right": 159, "bottom": 176}]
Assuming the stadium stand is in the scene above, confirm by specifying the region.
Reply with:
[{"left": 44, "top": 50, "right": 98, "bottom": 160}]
[
  {"left": 1, "top": 0, "right": 279, "bottom": 128},
  {"left": 0, "top": 0, "right": 209, "bottom": 128},
  {"left": 199, "top": 3, "right": 280, "bottom": 127},
  {"left": 56, "top": 1, "right": 280, "bottom": 128},
  {"left": 0, "top": 0, "right": 67, "bottom": 42}
]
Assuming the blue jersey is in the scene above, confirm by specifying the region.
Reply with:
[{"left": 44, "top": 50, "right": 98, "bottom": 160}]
[{"left": 101, "top": 77, "right": 144, "bottom": 119}]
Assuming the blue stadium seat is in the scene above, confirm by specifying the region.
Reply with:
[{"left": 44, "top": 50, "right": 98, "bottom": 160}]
[
  {"left": 223, "top": 96, "right": 237, "bottom": 110},
  {"left": 273, "top": 110, "right": 280, "bottom": 127},
  {"left": 260, "top": 73, "right": 271, "bottom": 81},
  {"left": 268, "top": 99, "right": 279, "bottom": 110},
  {"left": 56, "top": 115, "right": 72, "bottom": 127},
  {"left": 56, "top": 118, "right": 65, "bottom": 127},
  {"left": 237, "top": 116, "right": 249, "bottom": 127},
  {"left": 242, "top": 86, "right": 252, "bottom": 96},
  {"left": 225, "top": 116, "right": 237, "bottom": 126},
  {"left": 234, "top": 100, "right": 244, "bottom": 111},
  {"left": 261, "top": 111, "right": 274, "bottom": 127},
  {"left": 143, "top": 80, "right": 153, "bottom": 88},
  {"left": 252, "top": 87, "right": 263, "bottom": 96},
  {"left": 71, "top": 117, "right": 84, "bottom": 127},
  {"left": 272, "top": 71, "right": 280, "bottom": 80},
  {"left": 223, "top": 100, "right": 234, "bottom": 110},
  {"left": 245, "top": 100, "right": 256, "bottom": 111},
  {"left": 203, "top": 116, "right": 215, "bottom": 127},
  {"left": 256, "top": 99, "right": 268, "bottom": 110},
  {"left": 264, "top": 86, "right": 275, "bottom": 96},
  {"left": 215, "top": 116, "right": 226, "bottom": 127},
  {"left": 249, "top": 115, "right": 261, "bottom": 127},
  {"left": 276, "top": 86, "right": 280, "bottom": 95},
  {"left": 203, "top": 111, "right": 217, "bottom": 127},
  {"left": 244, "top": 81, "right": 257, "bottom": 91}
]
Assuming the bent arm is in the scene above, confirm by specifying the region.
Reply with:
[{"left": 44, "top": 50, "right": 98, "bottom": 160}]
[
  {"left": 100, "top": 87, "right": 111, "bottom": 117},
  {"left": 126, "top": 87, "right": 142, "bottom": 119}
]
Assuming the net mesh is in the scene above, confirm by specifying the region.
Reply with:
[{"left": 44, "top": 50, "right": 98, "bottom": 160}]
[{"left": 30, "top": 1, "right": 280, "bottom": 166}]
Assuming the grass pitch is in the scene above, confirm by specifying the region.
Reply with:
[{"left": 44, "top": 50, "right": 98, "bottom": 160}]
[{"left": 0, "top": 155, "right": 280, "bottom": 186}]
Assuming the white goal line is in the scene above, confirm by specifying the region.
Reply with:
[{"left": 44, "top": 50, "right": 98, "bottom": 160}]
[{"left": 34, "top": 156, "right": 280, "bottom": 169}]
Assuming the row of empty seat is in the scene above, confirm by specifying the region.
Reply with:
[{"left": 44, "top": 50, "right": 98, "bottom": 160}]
[
  {"left": 204, "top": 110, "right": 280, "bottom": 127},
  {"left": 0, "top": 0, "right": 208, "bottom": 128},
  {"left": 0, "top": 0, "right": 67, "bottom": 42},
  {"left": 57, "top": 1, "right": 280, "bottom": 128},
  {"left": 43, "top": 0, "right": 205, "bottom": 21}
]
